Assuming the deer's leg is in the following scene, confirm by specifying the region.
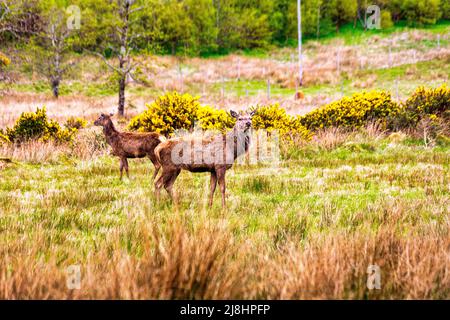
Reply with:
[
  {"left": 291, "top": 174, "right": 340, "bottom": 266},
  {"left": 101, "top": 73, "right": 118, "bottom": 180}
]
[
  {"left": 124, "top": 158, "right": 129, "bottom": 178},
  {"left": 164, "top": 169, "right": 181, "bottom": 202},
  {"left": 216, "top": 168, "right": 227, "bottom": 208},
  {"left": 209, "top": 171, "right": 217, "bottom": 207},
  {"left": 155, "top": 169, "right": 166, "bottom": 201},
  {"left": 149, "top": 154, "right": 161, "bottom": 180},
  {"left": 119, "top": 157, "right": 124, "bottom": 180}
]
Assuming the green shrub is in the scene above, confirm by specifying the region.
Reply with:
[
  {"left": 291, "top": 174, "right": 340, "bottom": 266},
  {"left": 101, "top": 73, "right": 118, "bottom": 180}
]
[
  {"left": 65, "top": 116, "right": 88, "bottom": 130},
  {"left": 299, "top": 91, "right": 401, "bottom": 131},
  {"left": 128, "top": 92, "right": 235, "bottom": 135},
  {"left": 393, "top": 84, "right": 450, "bottom": 129},
  {"left": 5, "top": 107, "right": 77, "bottom": 143},
  {"left": 381, "top": 10, "right": 393, "bottom": 29},
  {"left": 252, "top": 104, "right": 312, "bottom": 140}
]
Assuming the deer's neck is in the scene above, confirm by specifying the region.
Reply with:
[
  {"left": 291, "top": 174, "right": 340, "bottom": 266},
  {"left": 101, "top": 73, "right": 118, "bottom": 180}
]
[
  {"left": 103, "top": 120, "right": 119, "bottom": 145},
  {"left": 225, "top": 127, "right": 251, "bottom": 161}
]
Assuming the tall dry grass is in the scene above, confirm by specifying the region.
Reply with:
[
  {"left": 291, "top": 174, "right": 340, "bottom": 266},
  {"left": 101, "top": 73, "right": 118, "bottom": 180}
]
[{"left": 1, "top": 218, "right": 448, "bottom": 299}]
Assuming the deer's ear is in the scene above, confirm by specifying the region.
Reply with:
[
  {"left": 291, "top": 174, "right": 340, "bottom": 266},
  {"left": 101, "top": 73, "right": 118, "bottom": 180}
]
[
  {"left": 109, "top": 112, "right": 115, "bottom": 117},
  {"left": 230, "top": 110, "right": 239, "bottom": 119},
  {"left": 249, "top": 110, "right": 256, "bottom": 117}
]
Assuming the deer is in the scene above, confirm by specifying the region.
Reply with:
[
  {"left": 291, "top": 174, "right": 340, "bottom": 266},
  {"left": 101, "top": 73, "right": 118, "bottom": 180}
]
[
  {"left": 94, "top": 113, "right": 164, "bottom": 180},
  {"left": 154, "top": 110, "right": 255, "bottom": 208}
]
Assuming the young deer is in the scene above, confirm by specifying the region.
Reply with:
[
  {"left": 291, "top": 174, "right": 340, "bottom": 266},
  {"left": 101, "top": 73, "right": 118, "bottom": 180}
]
[
  {"left": 154, "top": 110, "right": 255, "bottom": 208},
  {"left": 94, "top": 113, "right": 163, "bottom": 180}
]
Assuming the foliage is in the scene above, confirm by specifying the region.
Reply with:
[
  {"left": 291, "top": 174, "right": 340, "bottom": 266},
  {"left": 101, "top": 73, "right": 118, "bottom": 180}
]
[
  {"left": 326, "top": 0, "right": 358, "bottom": 32},
  {"left": 402, "top": 0, "right": 442, "bottom": 26},
  {"left": 0, "top": 130, "right": 10, "bottom": 145},
  {"left": 252, "top": 104, "right": 312, "bottom": 140},
  {"left": 299, "top": 91, "right": 401, "bottom": 130},
  {"left": 128, "top": 92, "right": 237, "bottom": 135},
  {"left": 390, "top": 84, "right": 450, "bottom": 129},
  {"left": 196, "top": 105, "right": 235, "bottom": 131},
  {"left": 2, "top": 0, "right": 446, "bottom": 55},
  {"left": 5, "top": 107, "right": 77, "bottom": 143},
  {"left": 0, "top": 52, "right": 11, "bottom": 68},
  {"left": 381, "top": 10, "right": 394, "bottom": 29},
  {"left": 128, "top": 92, "right": 203, "bottom": 136},
  {"left": 65, "top": 117, "right": 88, "bottom": 130}
]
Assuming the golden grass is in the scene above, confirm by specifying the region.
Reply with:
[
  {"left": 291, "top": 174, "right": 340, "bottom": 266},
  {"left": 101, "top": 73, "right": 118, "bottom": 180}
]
[{"left": 1, "top": 220, "right": 448, "bottom": 299}]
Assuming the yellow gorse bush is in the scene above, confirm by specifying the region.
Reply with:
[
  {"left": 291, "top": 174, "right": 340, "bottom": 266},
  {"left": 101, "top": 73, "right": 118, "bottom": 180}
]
[
  {"left": 405, "top": 84, "right": 449, "bottom": 120},
  {"left": 252, "top": 104, "right": 312, "bottom": 140},
  {"left": 0, "top": 51, "right": 10, "bottom": 68},
  {"left": 128, "top": 92, "right": 235, "bottom": 135},
  {"left": 196, "top": 105, "right": 235, "bottom": 131},
  {"left": 388, "top": 84, "right": 450, "bottom": 130},
  {"left": 299, "top": 91, "right": 401, "bottom": 131},
  {"left": 128, "top": 92, "right": 200, "bottom": 135},
  {"left": 65, "top": 116, "right": 88, "bottom": 130},
  {"left": 0, "top": 131, "right": 10, "bottom": 146},
  {"left": 5, "top": 107, "right": 77, "bottom": 143}
]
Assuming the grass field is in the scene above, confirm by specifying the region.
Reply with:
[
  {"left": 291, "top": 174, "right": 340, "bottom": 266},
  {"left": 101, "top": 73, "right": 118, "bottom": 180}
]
[
  {"left": 0, "top": 21, "right": 449, "bottom": 299},
  {"left": 0, "top": 128, "right": 448, "bottom": 299}
]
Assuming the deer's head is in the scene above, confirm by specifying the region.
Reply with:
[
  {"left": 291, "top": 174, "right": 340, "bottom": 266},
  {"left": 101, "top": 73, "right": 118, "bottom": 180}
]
[
  {"left": 94, "top": 113, "right": 114, "bottom": 127},
  {"left": 230, "top": 110, "right": 255, "bottom": 133}
]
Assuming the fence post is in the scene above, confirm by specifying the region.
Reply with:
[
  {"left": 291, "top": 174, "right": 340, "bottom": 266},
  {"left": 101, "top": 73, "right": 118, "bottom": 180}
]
[
  {"left": 336, "top": 48, "right": 341, "bottom": 74},
  {"left": 221, "top": 76, "right": 225, "bottom": 101},
  {"left": 437, "top": 34, "right": 441, "bottom": 49},
  {"left": 395, "top": 77, "right": 399, "bottom": 101},
  {"left": 267, "top": 78, "right": 271, "bottom": 99},
  {"left": 388, "top": 41, "right": 392, "bottom": 68},
  {"left": 237, "top": 58, "right": 241, "bottom": 81},
  {"left": 178, "top": 63, "right": 183, "bottom": 92}
]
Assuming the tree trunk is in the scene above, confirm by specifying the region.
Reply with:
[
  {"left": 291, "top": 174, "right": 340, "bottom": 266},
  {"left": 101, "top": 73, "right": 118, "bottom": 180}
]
[
  {"left": 52, "top": 78, "right": 60, "bottom": 98},
  {"left": 118, "top": 75, "right": 126, "bottom": 116}
]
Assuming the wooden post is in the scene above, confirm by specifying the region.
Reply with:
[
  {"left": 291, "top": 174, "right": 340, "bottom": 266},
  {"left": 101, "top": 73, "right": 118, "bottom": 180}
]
[
  {"left": 267, "top": 78, "right": 271, "bottom": 99},
  {"left": 178, "top": 63, "right": 183, "bottom": 92},
  {"left": 395, "top": 77, "right": 399, "bottom": 101},
  {"left": 237, "top": 58, "right": 241, "bottom": 81},
  {"left": 221, "top": 76, "right": 225, "bottom": 101},
  {"left": 336, "top": 48, "right": 341, "bottom": 74},
  {"left": 388, "top": 42, "right": 392, "bottom": 68},
  {"left": 297, "top": 0, "right": 303, "bottom": 86}
]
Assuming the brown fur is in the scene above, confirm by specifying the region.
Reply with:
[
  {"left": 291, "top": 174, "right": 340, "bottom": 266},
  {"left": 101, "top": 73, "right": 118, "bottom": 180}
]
[
  {"left": 154, "top": 110, "right": 254, "bottom": 208},
  {"left": 94, "top": 113, "right": 163, "bottom": 180}
]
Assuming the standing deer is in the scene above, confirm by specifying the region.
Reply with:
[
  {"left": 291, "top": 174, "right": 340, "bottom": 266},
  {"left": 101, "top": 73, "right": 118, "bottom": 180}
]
[
  {"left": 94, "top": 113, "right": 163, "bottom": 180},
  {"left": 154, "top": 110, "right": 255, "bottom": 208}
]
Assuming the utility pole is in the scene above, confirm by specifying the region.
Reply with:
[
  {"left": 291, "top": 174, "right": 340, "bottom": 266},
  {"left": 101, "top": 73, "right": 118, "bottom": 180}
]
[{"left": 297, "top": 0, "right": 303, "bottom": 87}]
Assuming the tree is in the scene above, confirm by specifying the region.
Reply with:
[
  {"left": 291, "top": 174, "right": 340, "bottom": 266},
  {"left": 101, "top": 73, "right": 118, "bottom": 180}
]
[
  {"left": 1, "top": 0, "right": 82, "bottom": 98},
  {"left": 327, "top": 0, "right": 357, "bottom": 32},
  {"left": 0, "top": 0, "right": 42, "bottom": 40},
  {"left": 403, "top": 0, "right": 442, "bottom": 26},
  {"left": 93, "top": 0, "right": 144, "bottom": 117},
  {"left": 31, "top": 2, "right": 81, "bottom": 98}
]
